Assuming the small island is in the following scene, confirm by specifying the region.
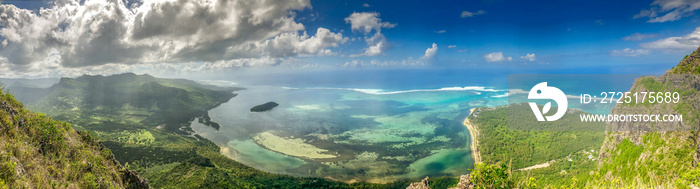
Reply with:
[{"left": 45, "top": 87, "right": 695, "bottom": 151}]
[{"left": 250, "top": 101, "right": 279, "bottom": 112}]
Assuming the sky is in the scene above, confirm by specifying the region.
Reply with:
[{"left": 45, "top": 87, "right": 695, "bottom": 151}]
[{"left": 0, "top": 0, "right": 699, "bottom": 78}]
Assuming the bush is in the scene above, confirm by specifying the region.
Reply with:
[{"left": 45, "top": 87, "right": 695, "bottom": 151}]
[{"left": 470, "top": 162, "right": 516, "bottom": 189}]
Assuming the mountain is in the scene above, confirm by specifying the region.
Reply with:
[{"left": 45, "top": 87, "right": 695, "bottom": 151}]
[
  {"left": 595, "top": 46, "right": 700, "bottom": 187},
  {"left": 21, "top": 73, "right": 242, "bottom": 134},
  {"left": 0, "top": 87, "right": 148, "bottom": 188}
]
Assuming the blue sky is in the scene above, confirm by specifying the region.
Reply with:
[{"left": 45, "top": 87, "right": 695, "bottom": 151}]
[
  {"left": 0, "top": 0, "right": 699, "bottom": 78},
  {"left": 297, "top": 0, "right": 699, "bottom": 72}
]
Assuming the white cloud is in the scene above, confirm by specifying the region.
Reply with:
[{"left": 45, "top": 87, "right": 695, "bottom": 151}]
[
  {"left": 484, "top": 52, "right": 512, "bottom": 62},
  {"left": 363, "top": 3, "right": 370, "bottom": 7},
  {"left": 641, "top": 27, "right": 700, "bottom": 50},
  {"left": 434, "top": 30, "right": 446, "bottom": 33},
  {"left": 611, "top": 48, "right": 651, "bottom": 56},
  {"left": 458, "top": 49, "right": 468, "bottom": 52},
  {"left": 364, "top": 41, "right": 386, "bottom": 56},
  {"left": 520, "top": 53, "right": 536, "bottom": 61},
  {"left": 344, "top": 44, "right": 437, "bottom": 67},
  {"left": 424, "top": 43, "right": 438, "bottom": 59},
  {"left": 345, "top": 12, "right": 395, "bottom": 56},
  {"left": 623, "top": 33, "right": 659, "bottom": 41},
  {"left": 345, "top": 12, "right": 395, "bottom": 34},
  {"left": 634, "top": 0, "right": 700, "bottom": 22},
  {"left": 447, "top": 45, "right": 457, "bottom": 48},
  {"left": 251, "top": 28, "right": 348, "bottom": 57},
  {"left": 0, "top": 0, "right": 349, "bottom": 77},
  {"left": 461, "top": 10, "right": 486, "bottom": 18}
]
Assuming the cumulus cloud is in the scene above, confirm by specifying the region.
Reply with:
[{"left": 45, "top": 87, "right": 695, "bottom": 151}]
[
  {"left": 520, "top": 53, "right": 536, "bottom": 61},
  {"left": 623, "top": 33, "right": 659, "bottom": 41},
  {"left": 364, "top": 41, "right": 386, "bottom": 56},
  {"left": 0, "top": 0, "right": 347, "bottom": 77},
  {"left": 461, "top": 10, "right": 486, "bottom": 18},
  {"left": 363, "top": 3, "right": 370, "bottom": 7},
  {"left": 611, "top": 48, "right": 650, "bottom": 56},
  {"left": 345, "top": 12, "right": 395, "bottom": 34},
  {"left": 434, "top": 30, "right": 446, "bottom": 33},
  {"left": 641, "top": 27, "right": 700, "bottom": 50},
  {"left": 447, "top": 45, "right": 456, "bottom": 48},
  {"left": 423, "top": 43, "right": 438, "bottom": 59},
  {"left": 250, "top": 28, "right": 348, "bottom": 57},
  {"left": 484, "top": 52, "right": 511, "bottom": 62},
  {"left": 634, "top": 0, "right": 700, "bottom": 22},
  {"left": 345, "top": 12, "right": 395, "bottom": 56}
]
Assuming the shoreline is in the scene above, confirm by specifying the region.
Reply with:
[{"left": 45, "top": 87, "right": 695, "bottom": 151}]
[{"left": 464, "top": 108, "right": 481, "bottom": 164}]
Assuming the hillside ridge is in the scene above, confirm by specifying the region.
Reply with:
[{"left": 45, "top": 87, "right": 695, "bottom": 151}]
[{"left": 0, "top": 88, "right": 149, "bottom": 188}]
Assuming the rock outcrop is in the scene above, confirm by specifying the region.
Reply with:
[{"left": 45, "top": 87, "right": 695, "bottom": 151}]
[
  {"left": 449, "top": 174, "right": 474, "bottom": 189},
  {"left": 406, "top": 175, "right": 474, "bottom": 189},
  {"left": 406, "top": 177, "right": 431, "bottom": 189}
]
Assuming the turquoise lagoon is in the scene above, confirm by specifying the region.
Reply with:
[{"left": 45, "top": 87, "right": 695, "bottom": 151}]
[
  {"left": 190, "top": 71, "right": 639, "bottom": 182},
  {"left": 190, "top": 85, "right": 508, "bottom": 182}
]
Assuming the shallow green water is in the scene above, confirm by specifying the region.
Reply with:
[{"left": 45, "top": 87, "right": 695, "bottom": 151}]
[{"left": 190, "top": 86, "right": 508, "bottom": 182}]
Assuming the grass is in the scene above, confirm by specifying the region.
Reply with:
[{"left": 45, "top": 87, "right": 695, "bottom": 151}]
[{"left": 0, "top": 89, "right": 135, "bottom": 188}]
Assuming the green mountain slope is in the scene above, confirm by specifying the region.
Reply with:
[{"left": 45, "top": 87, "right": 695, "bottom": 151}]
[
  {"left": 27, "top": 73, "right": 240, "bottom": 134},
  {"left": 593, "top": 46, "right": 700, "bottom": 188},
  {"left": 0, "top": 88, "right": 148, "bottom": 188}
]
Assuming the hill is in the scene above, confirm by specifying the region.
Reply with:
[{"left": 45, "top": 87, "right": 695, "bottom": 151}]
[
  {"left": 593, "top": 46, "right": 700, "bottom": 187},
  {"left": 0, "top": 87, "right": 148, "bottom": 188},
  {"left": 22, "top": 73, "right": 241, "bottom": 134}
]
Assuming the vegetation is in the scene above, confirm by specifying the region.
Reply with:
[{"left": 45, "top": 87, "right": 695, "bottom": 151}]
[
  {"left": 524, "top": 149, "right": 598, "bottom": 188},
  {"left": 469, "top": 104, "right": 605, "bottom": 169},
  {"left": 250, "top": 101, "right": 279, "bottom": 112},
  {"left": 670, "top": 50, "right": 700, "bottom": 74},
  {"left": 0, "top": 87, "right": 146, "bottom": 188},
  {"left": 587, "top": 50, "right": 700, "bottom": 187},
  {"left": 587, "top": 132, "right": 698, "bottom": 188},
  {"left": 469, "top": 163, "right": 516, "bottom": 188},
  {"left": 28, "top": 73, "right": 240, "bottom": 135}
]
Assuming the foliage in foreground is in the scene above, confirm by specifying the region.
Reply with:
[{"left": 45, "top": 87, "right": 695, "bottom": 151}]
[{"left": 0, "top": 88, "right": 142, "bottom": 188}]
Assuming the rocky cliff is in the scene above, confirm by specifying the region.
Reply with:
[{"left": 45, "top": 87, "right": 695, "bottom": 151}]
[{"left": 596, "top": 46, "right": 700, "bottom": 187}]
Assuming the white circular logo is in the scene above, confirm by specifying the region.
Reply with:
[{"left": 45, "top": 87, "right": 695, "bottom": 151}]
[{"left": 528, "top": 82, "right": 568, "bottom": 121}]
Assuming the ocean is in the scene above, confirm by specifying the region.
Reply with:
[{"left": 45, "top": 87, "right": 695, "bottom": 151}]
[{"left": 190, "top": 68, "right": 643, "bottom": 182}]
